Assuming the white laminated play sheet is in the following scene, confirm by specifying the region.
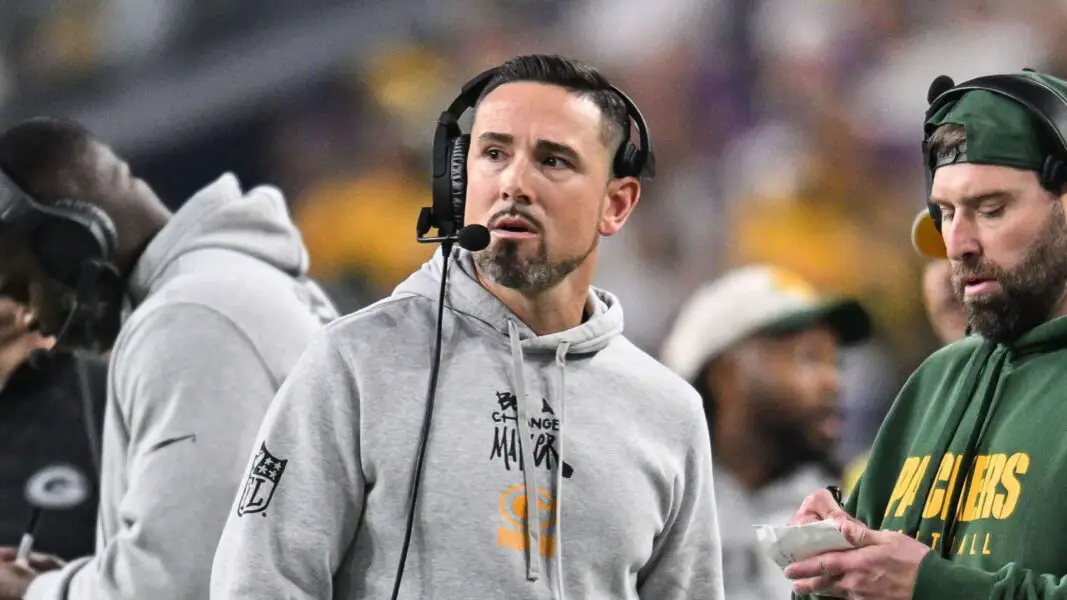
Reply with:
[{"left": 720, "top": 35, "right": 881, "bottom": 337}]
[{"left": 754, "top": 519, "right": 856, "bottom": 569}]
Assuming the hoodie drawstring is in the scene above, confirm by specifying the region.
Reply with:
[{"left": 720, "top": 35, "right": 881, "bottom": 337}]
[
  {"left": 507, "top": 320, "right": 571, "bottom": 599},
  {"left": 553, "top": 341, "right": 570, "bottom": 600},
  {"left": 903, "top": 341, "right": 1010, "bottom": 556},
  {"left": 508, "top": 320, "right": 541, "bottom": 581},
  {"left": 937, "top": 346, "right": 1010, "bottom": 557}
]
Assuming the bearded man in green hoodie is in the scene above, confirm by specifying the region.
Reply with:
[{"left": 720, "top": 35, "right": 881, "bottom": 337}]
[{"left": 786, "top": 69, "right": 1067, "bottom": 600}]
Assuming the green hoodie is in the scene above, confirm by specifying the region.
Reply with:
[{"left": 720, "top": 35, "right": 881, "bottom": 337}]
[{"left": 796, "top": 316, "right": 1067, "bottom": 599}]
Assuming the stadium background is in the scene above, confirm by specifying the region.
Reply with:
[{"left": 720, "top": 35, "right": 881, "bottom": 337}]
[{"left": 1, "top": 0, "right": 1062, "bottom": 465}]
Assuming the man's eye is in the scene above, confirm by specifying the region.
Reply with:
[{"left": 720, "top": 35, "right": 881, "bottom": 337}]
[
  {"left": 485, "top": 148, "right": 504, "bottom": 160},
  {"left": 542, "top": 156, "right": 572, "bottom": 169},
  {"left": 980, "top": 207, "right": 1004, "bottom": 219}
]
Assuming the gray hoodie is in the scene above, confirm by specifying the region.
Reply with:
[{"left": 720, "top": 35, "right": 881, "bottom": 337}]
[
  {"left": 26, "top": 174, "right": 337, "bottom": 600},
  {"left": 210, "top": 246, "right": 724, "bottom": 600}
]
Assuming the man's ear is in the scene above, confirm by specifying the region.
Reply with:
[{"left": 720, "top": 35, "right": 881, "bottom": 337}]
[{"left": 598, "top": 176, "right": 640, "bottom": 237}]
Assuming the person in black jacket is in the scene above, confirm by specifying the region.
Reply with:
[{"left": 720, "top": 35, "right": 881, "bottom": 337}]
[{"left": 0, "top": 291, "right": 107, "bottom": 563}]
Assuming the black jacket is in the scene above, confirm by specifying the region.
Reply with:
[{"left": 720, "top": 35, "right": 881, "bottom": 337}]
[{"left": 0, "top": 350, "right": 107, "bottom": 560}]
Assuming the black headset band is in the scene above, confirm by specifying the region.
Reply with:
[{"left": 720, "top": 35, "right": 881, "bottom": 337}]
[
  {"left": 446, "top": 68, "right": 497, "bottom": 116},
  {"left": 0, "top": 169, "right": 41, "bottom": 227},
  {"left": 441, "top": 67, "right": 655, "bottom": 179},
  {"left": 608, "top": 83, "right": 656, "bottom": 179},
  {"left": 0, "top": 169, "right": 118, "bottom": 259}
]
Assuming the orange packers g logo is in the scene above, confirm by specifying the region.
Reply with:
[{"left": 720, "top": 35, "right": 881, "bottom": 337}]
[{"left": 498, "top": 484, "right": 557, "bottom": 557}]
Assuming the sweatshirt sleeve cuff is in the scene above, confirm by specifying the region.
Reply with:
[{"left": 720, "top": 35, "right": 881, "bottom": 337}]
[
  {"left": 25, "top": 557, "right": 91, "bottom": 600},
  {"left": 913, "top": 552, "right": 998, "bottom": 600}
]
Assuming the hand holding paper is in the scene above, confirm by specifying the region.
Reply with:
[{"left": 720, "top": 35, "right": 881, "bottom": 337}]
[{"left": 754, "top": 519, "right": 856, "bottom": 569}]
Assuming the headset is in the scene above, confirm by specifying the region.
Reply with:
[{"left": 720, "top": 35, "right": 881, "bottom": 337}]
[
  {"left": 0, "top": 167, "right": 122, "bottom": 352},
  {"left": 415, "top": 65, "right": 657, "bottom": 244},
  {"left": 394, "top": 66, "right": 656, "bottom": 599},
  {"left": 923, "top": 70, "right": 1067, "bottom": 233}
]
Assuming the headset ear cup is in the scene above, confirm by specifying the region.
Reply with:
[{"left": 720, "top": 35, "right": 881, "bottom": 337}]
[
  {"left": 32, "top": 201, "right": 118, "bottom": 288},
  {"left": 1040, "top": 156, "right": 1067, "bottom": 194},
  {"left": 449, "top": 134, "right": 470, "bottom": 232},
  {"left": 31, "top": 223, "right": 96, "bottom": 287}
]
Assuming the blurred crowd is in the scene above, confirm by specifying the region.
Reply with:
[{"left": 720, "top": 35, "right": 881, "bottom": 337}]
[{"left": 2, "top": 0, "right": 1066, "bottom": 488}]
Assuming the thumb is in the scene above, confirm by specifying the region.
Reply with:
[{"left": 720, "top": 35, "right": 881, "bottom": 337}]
[{"left": 35, "top": 336, "right": 56, "bottom": 352}]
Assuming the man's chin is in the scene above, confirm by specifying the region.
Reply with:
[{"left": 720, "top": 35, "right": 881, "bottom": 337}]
[
  {"left": 487, "top": 236, "right": 540, "bottom": 253},
  {"left": 962, "top": 287, "right": 1007, "bottom": 308}
]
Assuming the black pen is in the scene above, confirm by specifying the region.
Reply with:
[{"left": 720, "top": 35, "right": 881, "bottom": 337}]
[
  {"left": 826, "top": 485, "right": 844, "bottom": 508},
  {"left": 14, "top": 508, "right": 41, "bottom": 568}
]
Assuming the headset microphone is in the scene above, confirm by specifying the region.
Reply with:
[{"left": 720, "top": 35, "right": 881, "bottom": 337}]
[
  {"left": 416, "top": 222, "right": 491, "bottom": 252},
  {"left": 458, "top": 224, "right": 491, "bottom": 252}
]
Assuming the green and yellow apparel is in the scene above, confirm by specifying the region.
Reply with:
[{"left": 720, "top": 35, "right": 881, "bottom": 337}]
[
  {"left": 798, "top": 69, "right": 1067, "bottom": 600},
  {"left": 796, "top": 318, "right": 1067, "bottom": 599}
]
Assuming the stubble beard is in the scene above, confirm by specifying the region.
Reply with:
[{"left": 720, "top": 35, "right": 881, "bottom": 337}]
[{"left": 475, "top": 234, "right": 597, "bottom": 293}]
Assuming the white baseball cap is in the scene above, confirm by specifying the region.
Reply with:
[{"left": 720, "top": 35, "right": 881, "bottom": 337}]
[{"left": 660, "top": 265, "right": 873, "bottom": 382}]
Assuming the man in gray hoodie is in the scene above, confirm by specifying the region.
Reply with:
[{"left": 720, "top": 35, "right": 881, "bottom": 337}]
[
  {"left": 0, "top": 117, "right": 337, "bottom": 599},
  {"left": 211, "top": 54, "right": 724, "bottom": 599}
]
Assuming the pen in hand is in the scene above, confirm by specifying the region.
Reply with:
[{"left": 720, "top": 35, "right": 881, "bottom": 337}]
[
  {"left": 826, "top": 485, "right": 844, "bottom": 508},
  {"left": 14, "top": 508, "right": 41, "bottom": 569}
]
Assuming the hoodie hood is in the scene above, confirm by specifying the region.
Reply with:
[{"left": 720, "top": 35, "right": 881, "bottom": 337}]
[
  {"left": 128, "top": 174, "right": 310, "bottom": 304},
  {"left": 1005, "top": 313, "right": 1067, "bottom": 359},
  {"left": 394, "top": 246, "right": 625, "bottom": 355}
]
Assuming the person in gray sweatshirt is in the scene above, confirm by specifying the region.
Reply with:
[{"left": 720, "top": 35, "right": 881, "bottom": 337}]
[
  {"left": 211, "top": 54, "right": 724, "bottom": 600},
  {"left": 0, "top": 117, "right": 338, "bottom": 599}
]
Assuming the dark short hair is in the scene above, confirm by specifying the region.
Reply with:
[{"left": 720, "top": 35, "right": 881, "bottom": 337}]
[
  {"left": 475, "top": 54, "right": 631, "bottom": 157},
  {"left": 927, "top": 123, "right": 967, "bottom": 159},
  {"left": 0, "top": 117, "right": 96, "bottom": 203}
]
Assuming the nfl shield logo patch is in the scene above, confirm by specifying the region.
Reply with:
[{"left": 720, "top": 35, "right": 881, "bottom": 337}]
[{"left": 237, "top": 442, "right": 288, "bottom": 517}]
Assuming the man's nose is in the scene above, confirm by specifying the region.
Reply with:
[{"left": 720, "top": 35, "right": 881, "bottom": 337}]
[
  {"left": 499, "top": 156, "right": 533, "bottom": 204},
  {"left": 818, "top": 362, "right": 841, "bottom": 401},
  {"left": 943, "top": 216, "right": 981, "bottom": 261}
]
